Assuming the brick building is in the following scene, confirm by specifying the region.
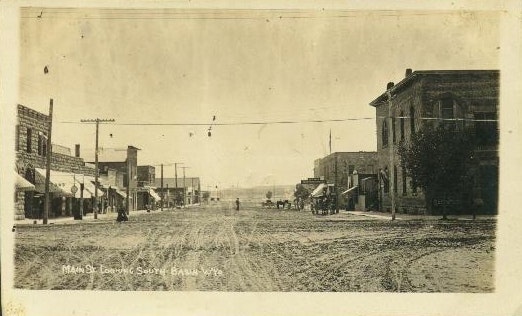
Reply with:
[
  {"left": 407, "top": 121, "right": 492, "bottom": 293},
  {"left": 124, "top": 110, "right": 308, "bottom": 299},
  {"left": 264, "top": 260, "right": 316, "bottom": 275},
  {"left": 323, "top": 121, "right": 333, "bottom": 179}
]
[
  {"left": 313, "top": 151, "right": 378, "bottom": 210},
  {"left": 15, "top": 104, "right": 97, "bottom": 220},
  {"left": 82, "top": 146, "right": 140, "bottom": 212},
  {"left": 314, "top": 152, "right": 378, "bottom": 184},
  {"left": 369, "top": 69, "right": 499, "bottom": 215}
]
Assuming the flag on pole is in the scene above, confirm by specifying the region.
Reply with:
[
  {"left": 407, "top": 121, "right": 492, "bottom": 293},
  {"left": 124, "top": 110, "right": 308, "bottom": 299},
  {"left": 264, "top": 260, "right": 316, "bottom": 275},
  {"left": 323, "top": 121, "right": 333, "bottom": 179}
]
[{"left": 329, "top": 129, "right": 332, "bottom": 154}]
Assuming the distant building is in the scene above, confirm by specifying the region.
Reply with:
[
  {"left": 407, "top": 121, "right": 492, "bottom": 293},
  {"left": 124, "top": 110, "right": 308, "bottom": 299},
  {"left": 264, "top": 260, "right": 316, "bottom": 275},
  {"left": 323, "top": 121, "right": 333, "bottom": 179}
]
[
  {"left": 82, "top": 146, "right": 140, "bottom": 212},
  {"left": 154, "top": 177, "right": 201, "bottom": 206},
  {"left": 136, "top": 165, "right": 159, "bottom": 210},
  {"left": 313, "top": 151, "right": 378, "bottom": 210},
  {"left": 369, "top": 69, "right": 499, "bottom": 215},
  {"left": 15, "top": 104, "right": 97, "bottom": 220},
  {"left": 314, "top": 152, "right": 378, "bottom": 184}
]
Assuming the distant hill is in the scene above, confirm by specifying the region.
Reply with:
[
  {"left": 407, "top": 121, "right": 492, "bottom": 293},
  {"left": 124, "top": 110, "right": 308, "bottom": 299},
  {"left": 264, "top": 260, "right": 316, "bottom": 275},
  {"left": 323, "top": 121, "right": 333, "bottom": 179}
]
[{"left": 219, "top": 185, "right": 296, "bottom": 202}]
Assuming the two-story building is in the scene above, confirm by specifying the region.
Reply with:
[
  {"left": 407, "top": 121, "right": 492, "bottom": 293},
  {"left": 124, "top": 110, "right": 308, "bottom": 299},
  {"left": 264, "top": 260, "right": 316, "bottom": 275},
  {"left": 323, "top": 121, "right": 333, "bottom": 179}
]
[
  {"left": 136, "top": 165, "right": 160, "bottom": 210},
  {"left": 15, "top": 104, "right": 99, "bottom": 220},
  {"left": 369, "top": 69, "right": 499, "bottom": 215},
  {"left": 313, "top": 151, "right": 378, "bottom": 210},
  {"left": 82, "top": 146, "right": 140, "bottom": 212}
]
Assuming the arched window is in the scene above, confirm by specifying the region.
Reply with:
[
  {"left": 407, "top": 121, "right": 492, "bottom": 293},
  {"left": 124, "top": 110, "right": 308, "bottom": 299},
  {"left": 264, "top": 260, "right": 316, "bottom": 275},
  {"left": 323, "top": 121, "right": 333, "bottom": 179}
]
[{"left": 382, "top": 119, "right": 388, "bottom": 148}]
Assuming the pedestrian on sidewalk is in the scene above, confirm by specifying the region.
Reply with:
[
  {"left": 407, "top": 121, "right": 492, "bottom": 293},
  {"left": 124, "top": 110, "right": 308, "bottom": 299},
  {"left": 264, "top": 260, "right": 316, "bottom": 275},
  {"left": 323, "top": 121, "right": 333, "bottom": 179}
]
[{"left": 235, "top": 198, "right": 240, "bottom": 211}]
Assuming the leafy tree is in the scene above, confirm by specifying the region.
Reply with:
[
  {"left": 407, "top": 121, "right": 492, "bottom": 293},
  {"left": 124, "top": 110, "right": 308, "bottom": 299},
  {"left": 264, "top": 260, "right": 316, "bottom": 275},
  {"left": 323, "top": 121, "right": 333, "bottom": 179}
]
[
  {"left": 398, "top": 124, "right": 477, "bottom": 219},
  {"left": 266, "top": 191, "right": 273, "bottom": 200}
]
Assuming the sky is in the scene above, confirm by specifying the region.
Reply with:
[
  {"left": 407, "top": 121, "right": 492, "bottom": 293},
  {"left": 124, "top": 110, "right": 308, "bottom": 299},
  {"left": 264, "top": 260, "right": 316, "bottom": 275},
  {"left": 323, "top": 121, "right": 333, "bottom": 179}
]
[{"left": 18, "top": 8, "right": 500, "bottom": 188}]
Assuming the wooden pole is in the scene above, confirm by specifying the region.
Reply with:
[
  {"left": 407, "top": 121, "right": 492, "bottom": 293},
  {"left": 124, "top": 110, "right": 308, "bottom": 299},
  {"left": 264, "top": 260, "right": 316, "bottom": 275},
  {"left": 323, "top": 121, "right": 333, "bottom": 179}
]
[
  {"left": 43, "top": 99, "right": 53, "bottom": 224},
  {"left": 387, "top": 90, "right": 396, "bottom": 221},
  {"left": 161, "top": 164, "right": 164, "bottom": 211}
]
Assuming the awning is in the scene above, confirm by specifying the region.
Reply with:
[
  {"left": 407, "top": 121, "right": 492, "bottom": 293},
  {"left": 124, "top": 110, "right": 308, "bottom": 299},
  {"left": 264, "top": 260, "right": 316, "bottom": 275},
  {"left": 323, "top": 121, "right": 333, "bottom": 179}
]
[
  {"left": 15, "top": 172, "right": 35, "bottom": 191},
  {"left": 149, "top": 189, "right": 161, "bottom": 200},
  {"left": 342, "top": 186, "right": 358, "bottom": 195},
  {"left": 35, "top": 168, "right": 76, "bottom": 196},
  {"left": 114, "top": 188, "right": 127, "bottom": 198},
  {"left": 82, "top": 176, "right": 105, "bottom": 198},
  {"left": 311, "top": 183, "right": 327, "bottom": 198}
]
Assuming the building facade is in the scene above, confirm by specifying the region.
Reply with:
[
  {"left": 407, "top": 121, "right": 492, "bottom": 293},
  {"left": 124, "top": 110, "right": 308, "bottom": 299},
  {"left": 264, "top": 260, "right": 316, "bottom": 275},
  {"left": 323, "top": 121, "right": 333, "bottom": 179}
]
[
  {"left": 84, "top": 146, "right": 140, "bottom": 212},
  {"left": 369, "top": 69, "right": 499, "bottom": 215},
  {"left": 314, "top": 152, "right": 378, "bottom": 185},
  {"left": 15, "top": 104, "right": 96, "bottom": 220},
  {"left": 154, "top": 177, "right": 201, "bottom": 206},
  {"left": 137, "top": 165, "right": 159, "bottom": 210},
  {"left": 313, "top": 151, "right": 378, "bottom": 210}
]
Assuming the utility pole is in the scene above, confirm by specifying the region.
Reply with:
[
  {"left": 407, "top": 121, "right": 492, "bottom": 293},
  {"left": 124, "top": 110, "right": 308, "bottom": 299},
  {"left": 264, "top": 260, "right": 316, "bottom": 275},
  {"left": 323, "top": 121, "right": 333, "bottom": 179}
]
[
  {"left": 161, "top": 164, "right": 164, "bottom": 211},
  {"left": 181, "top": 166, "right": 189, "bottom": 207},
  {"left": 174, "top": 162, "right": 183, "bottom": 205},
  {"left": 43, "top": 99, "right": 53, "bottom": 225},
  {"left": 386, "top": 90, "right": 396, "bottom": 221},
  {"left": 334, "top": 154, "right": 339, "bottom": 214},
  {"left": 80, "top": 118, "right": 115, "bottom": 219}
]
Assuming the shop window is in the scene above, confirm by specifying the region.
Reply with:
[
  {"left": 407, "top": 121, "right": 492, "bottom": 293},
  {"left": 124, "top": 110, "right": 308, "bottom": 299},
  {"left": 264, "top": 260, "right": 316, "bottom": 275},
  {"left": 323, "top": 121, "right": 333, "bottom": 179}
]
[
  {"left": 474, "top": 112, "right": 498, "bottom": 146},
  {"left": 402, "top": 166, "right": 407, "bottom": 195},
  {"left": 411, "top": 177, "right": 418, "bottom": 195},
  {"left": 380, "top": 168, "right": 389, "bottom": 193}
]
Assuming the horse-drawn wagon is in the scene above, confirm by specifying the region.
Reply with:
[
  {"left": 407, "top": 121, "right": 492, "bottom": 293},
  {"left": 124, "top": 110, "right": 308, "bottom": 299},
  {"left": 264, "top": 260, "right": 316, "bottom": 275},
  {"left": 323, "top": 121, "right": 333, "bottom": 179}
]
[{"left": 310, "top": 183, "right": 337, "bottom": 215}]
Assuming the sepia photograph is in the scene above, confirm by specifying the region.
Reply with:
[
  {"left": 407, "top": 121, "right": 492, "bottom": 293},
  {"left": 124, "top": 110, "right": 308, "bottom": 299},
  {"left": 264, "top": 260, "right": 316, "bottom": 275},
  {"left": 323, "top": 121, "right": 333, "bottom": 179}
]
[{"left": 1, "top": 2, "right": 521, "bottom": 316}]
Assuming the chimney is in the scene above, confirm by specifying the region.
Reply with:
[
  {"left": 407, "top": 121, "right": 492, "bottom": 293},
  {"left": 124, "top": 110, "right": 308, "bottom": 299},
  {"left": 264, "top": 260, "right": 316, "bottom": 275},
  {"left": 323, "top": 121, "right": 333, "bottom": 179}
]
[
  {"left": 405, "top": 68, "right": 413, "bottom": 77},
  {"left": 386, "top": 82, "right": 394, "bottom": 90},
  {"left": 75, "top": 144, "right": 80, "bottom": 157}
]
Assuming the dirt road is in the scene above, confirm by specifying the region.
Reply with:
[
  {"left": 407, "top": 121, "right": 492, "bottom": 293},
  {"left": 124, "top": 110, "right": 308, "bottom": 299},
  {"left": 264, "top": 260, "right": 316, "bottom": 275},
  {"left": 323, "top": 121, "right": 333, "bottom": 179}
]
[{"left": 14, "top": 203, "right": 495, "bottom": 292}]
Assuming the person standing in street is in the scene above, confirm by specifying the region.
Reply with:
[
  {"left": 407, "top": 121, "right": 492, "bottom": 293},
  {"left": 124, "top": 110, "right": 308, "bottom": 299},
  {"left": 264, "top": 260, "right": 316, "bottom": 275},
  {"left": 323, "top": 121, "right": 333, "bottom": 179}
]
[{"left": 235, "top": 198, "right": 240, "bottom": 211}]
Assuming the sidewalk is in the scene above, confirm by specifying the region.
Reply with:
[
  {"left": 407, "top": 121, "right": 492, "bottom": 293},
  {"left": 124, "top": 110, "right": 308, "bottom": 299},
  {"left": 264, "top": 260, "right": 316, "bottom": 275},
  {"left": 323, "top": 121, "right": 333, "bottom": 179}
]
[
  {"left": 346, "top": 210, "right": 496, "bottom": 221},
  {"left": 15, "top": 208, "right": 157, "bottom": 226}
]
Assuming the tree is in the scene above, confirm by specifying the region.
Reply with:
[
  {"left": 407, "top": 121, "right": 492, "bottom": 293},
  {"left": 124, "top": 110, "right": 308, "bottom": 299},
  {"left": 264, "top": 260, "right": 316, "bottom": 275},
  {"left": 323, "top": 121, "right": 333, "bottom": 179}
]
[
  {"left": 266, "top": 191, "right": 273, "bottom": 200},
  {"left": 398, "top": 124, "right": 477, "bottom": 219}
]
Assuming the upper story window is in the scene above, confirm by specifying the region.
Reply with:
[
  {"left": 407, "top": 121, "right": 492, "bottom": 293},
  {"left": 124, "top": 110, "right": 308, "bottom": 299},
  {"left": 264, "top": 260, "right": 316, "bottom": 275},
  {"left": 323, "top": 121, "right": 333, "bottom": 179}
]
[
  {"left": 382, "top": 119, "right": 389, "bottom": 148},
  {"left": 15, "top": 125, "right": 19, "bottom": 151},
  {"left": 37, "top": 132, "right": 47, "bottom": 157},
  {"left": 26, "top": 128, "right": 32, "bottom": 153},
  {"left": 439, "top": 96, "right": 458, "bottom": 130}
]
